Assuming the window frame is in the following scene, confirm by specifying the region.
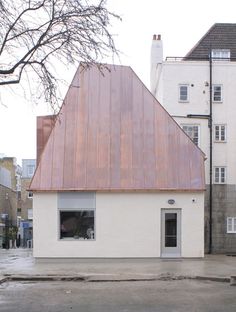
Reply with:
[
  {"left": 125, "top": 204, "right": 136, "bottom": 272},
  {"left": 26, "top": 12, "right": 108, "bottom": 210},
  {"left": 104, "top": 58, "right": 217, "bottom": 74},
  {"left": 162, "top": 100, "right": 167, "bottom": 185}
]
[
  {"left": 227, "top": 217, "right": 236, "bottom": 233},
  {"left": 214, "top": 166, "right": 226, "bottom": 184},
  {"left": 28, "top": 191, "right": 33, "bottom": 198},
  {"left": 181, "top": 124, "right": 200, "bottom": 146},
  {"left": 214, "top": 124, "right": 227, "bottom": 142},
  {"left": 27, "top": 165, "right": 35, "bottom": 177},
  {"left": 58, "top": 192, "right": 96, "bottom": 241},
  {"left": 211, "top": 49, "right": 230, "bottom": 60},
  {"left": 178, "top": 84, "right": 189, "bottom": 102},
  {"left": 28, "top": 208, "right": 33, "bottom": 220},
  {"left": 212, "top": 84, "right": 223, "bottom": 103},
  {"left": 59, "top": 210, "right": 95, "bottom": 240}
]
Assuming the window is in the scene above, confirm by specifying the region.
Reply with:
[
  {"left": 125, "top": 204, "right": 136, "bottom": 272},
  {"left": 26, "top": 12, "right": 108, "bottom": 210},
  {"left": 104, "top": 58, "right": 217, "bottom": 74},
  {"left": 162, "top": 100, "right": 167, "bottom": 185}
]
[
  {"left": 213, "top": 85, "right": 222, "bottom": 102},
  {"left": 182, "top": 125, "right": 200, "bottom": 146},
  {"left": 28, "top": 191, "right": 33, "bottom": 198},
  {"left": 214, "top": 125, "right": 226, "bottom": 142},
  {"left": 28, "top": 208, "right": 33, "bottom": 220},
  {"left": 58, "top": 192, "right": 95, "bottom": 240},
  {"left": 214, "top": 167, "right": 226, "bottom": 184},
  {"left": 179, "top": 84, "right": 189, "bottom": 102},
  {"left": 227, "top": 217, "right": 236, "bottom": 233},
  {"left": 27, "top": 165, "right": 35, "bottom": 177},
  {"left": 60, "top": 211, "right": 94, "bottom": 239},
  {"left": 211, "top": 49, "right": 230, "bottom": 60}
]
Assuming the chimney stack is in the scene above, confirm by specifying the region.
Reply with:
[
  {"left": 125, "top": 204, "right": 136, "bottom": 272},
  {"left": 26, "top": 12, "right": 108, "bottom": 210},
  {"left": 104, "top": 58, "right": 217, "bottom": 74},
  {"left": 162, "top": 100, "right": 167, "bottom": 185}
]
[
  {"left": 150, "top": 34, "right": 163, "bottom": 93},
  {"left": 153, "top": 34, "right": 161, "bottom": 41}
]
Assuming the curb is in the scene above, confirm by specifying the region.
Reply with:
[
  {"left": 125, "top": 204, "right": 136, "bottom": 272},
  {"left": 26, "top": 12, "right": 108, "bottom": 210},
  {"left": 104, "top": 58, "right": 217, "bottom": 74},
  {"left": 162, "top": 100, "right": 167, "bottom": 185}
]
[
  {"left": 0, "top": 273, "right": 231, "bottom": 284},
  {"left": 0, "top": 277, "right": 8, "bottom": 285},
  {"left": 195, "top": 276, "right": 230, "bottom": 283}
]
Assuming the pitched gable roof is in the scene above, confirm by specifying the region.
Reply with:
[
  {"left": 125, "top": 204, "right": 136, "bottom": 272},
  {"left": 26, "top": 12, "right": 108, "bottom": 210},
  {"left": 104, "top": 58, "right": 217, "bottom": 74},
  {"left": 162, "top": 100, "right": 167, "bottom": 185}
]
[
  {"left": 30, "top": 64, "right": 205, "bottom": 191},
  {"left": 186, "top": 23, "right": 236, "bottom": 60}
]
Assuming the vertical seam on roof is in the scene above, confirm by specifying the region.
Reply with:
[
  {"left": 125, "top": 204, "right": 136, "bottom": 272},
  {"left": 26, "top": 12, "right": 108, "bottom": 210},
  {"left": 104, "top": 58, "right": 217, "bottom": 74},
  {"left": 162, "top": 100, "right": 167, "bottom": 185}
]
[
  {"left": 152, "top": 97, "right": 157, "bottom": 185},
  {"left": 119, "top": 65, "right": 122, "bottom": 187},
  {"left": 62, "top": 103, "right": 67, "bottom": 189},
  {"left": 141, "top": 78, "right": 145, "bottom": 188},
  {"left": 85, "top": 67, "right": 90, "bottom": 188},
  {"left": 109, "top": 65, "right": 111, "bottom": 187},
  {"left": 96, "top": 67, "right": 101, "bottom": 189},
  {"left": 130, "top": 67, "right": 133, "bottom": 187},
  {"left": 74, "top": 73, "right": 79, "bottom": 190},
  {"left": 50, "top": 125, "right": 55, "bottom": 189}
]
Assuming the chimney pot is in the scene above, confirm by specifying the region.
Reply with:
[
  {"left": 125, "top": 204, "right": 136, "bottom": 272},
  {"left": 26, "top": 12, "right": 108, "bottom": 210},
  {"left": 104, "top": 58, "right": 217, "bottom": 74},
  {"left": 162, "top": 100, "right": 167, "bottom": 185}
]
[
  {"left": 157, "top": 34, "right": 161, "bottom": 40},
  {"left": 153, "top": 34, "right": 157, "bottom": 40}
]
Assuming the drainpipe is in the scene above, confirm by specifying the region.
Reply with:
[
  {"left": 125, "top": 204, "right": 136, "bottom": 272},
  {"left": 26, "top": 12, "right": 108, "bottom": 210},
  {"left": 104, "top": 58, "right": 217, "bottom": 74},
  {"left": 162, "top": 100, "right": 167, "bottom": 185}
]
[
  {"left": 209, "top": 52, "right": 213, "bottom": 254},
  {"left": 186, "top": 53, "right": 213, "bottom": 254}
]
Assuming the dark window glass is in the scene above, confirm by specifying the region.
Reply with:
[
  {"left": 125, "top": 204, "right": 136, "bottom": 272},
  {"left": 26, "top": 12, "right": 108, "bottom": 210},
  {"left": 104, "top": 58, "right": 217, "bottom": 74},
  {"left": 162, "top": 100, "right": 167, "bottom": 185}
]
[
  {"left": 60, "top": 211, "right": 94, "bottom": 240},
  {"left": 165, "top": 213, "right": 177, "bottom": 247}
]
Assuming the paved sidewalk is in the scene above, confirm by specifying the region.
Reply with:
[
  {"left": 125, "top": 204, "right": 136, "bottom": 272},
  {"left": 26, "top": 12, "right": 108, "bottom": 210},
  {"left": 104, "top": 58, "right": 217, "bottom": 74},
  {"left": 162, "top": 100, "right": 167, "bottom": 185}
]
[{"left": 0, "top": 248, "right": 236, "bottom": 282}]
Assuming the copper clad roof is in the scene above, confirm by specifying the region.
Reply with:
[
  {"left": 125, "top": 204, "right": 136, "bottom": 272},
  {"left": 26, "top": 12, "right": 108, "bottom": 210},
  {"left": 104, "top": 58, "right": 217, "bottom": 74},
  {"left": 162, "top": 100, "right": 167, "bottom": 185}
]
[
  {"left": 37, "top": 115, "right": 56, "bottom": 165},
  {"left": 30, "top": 64, "right": 205, "bottom": 191}
]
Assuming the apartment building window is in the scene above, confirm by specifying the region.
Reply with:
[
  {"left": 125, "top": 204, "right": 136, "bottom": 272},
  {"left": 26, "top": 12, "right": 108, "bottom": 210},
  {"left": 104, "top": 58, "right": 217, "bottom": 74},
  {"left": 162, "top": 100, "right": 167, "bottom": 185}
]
[
  {"left": 214, "top": 167, "right": 226, "bottom": 184},
  {"left": 213, "top": 85, "right": 222, "bottom": 102},
  {"left": 182, "top": 125, "right": 200, "bottom": 146},
  {"left": 28, "top": 191, "right": 33, "bottom": 198},
  {"left": 179, "top": 84, "right": 189, "bottom": 102},
  {"left": 227, "top": 217, "right": 236, "bottom": 233},
  {"left": 214, "top": 125, "right": 226, "bottom": 142},
  {"left": 211, "top": 49, "right": 230, "bottom": 60},
  {"left": 27, "top": 165, "right": 35, "bottom": 177}
]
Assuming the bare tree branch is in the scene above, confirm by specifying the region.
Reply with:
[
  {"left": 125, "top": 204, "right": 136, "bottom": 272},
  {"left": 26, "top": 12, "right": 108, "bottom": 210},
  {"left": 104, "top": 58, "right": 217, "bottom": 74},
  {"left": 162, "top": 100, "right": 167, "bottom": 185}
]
[{"left": 0, "top": 0, "right": 121, "bottom": 110}]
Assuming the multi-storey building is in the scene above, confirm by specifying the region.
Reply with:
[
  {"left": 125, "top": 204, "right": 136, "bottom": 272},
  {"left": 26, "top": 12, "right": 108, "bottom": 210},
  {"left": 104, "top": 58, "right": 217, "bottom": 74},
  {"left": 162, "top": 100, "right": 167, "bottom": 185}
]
[
  {"left": 0, "top": 156, "right": 21, "bottom": 247},
  {"left": 150, "top": 23, "right": 236, "bottom": 253},
  {"left": 19, "top": 159, "right": 36, "bottom": 247}
]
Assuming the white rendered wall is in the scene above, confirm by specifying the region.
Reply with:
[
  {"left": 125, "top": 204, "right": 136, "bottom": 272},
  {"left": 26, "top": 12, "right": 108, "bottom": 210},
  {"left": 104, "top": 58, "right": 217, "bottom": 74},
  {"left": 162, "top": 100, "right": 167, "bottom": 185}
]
[
  {"left": 150, "top": 38, "right": 163, "bottom": 93},
  {"left": 33, "top": 192, "right": 204, "bottom": 258},
  {"left": 152, "top": 60, "right": 236, "bottom": 185}
]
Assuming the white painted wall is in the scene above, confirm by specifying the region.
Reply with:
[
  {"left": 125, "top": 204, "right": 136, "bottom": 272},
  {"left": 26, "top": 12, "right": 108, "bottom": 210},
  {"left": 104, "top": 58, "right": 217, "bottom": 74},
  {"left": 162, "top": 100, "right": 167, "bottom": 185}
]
[
  {"left": 33, "top": 191, "right": 204, "bottom": 258},
  {"left": 151, "top": 60, "right": 236, "bottom": 185},
  {"left": 150, "top": 36, "right": 163, "bottom": 93}
]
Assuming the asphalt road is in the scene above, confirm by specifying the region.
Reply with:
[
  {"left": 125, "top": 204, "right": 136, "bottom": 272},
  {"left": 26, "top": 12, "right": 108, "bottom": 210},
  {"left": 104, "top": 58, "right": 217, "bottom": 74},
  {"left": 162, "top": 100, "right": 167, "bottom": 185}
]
[{"left": 0, "top": 279, "right": 236, "bottom": 312}]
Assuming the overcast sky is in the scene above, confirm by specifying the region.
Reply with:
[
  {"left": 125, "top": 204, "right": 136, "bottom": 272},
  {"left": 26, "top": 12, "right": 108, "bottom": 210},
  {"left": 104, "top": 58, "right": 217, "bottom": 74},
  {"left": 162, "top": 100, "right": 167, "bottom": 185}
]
[{"left": 0, "top": 0, "right": 235, "bottom": 165}]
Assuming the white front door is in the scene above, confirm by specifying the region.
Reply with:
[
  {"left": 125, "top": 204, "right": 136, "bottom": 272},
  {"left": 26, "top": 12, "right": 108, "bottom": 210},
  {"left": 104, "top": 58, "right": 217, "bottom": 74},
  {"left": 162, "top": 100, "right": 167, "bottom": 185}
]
[{"left": 161, "top": 209, "right": 181, "bottom": 258}]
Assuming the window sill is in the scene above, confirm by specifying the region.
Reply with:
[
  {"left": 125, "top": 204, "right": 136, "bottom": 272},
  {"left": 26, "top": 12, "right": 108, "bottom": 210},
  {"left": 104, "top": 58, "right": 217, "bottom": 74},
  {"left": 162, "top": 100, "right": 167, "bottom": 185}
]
[{"left": 214, "top": 141, "right": 227, "bottom": 143}]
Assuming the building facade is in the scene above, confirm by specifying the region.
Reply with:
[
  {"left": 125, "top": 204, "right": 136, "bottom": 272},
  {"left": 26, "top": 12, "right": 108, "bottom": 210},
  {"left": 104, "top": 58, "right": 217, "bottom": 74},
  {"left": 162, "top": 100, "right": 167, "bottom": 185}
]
[
  {"left": 150, "top": 23, "right": 236, "bottom": 253},
  {"left": 19, "top": 159, "right": 36, "bottom": 247},
  {"left": 0, "top": 156, "right": 21, "bottom": 248},
  {"left": 30, "top": 64, "right": 205, "bottom": 259}
]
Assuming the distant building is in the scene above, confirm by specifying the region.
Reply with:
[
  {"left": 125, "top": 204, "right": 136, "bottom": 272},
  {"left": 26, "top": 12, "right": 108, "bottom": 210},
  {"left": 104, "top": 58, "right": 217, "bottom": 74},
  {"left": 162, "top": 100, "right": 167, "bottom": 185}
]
[
  {"left": 0, "top": 156, "right": 21, "bottom": 248},
  {"left": 19, "top": 159, "right": 36, "bottom": 247},
  {"left": 150, "top": 23, "right": 236, "bottom": 253}
]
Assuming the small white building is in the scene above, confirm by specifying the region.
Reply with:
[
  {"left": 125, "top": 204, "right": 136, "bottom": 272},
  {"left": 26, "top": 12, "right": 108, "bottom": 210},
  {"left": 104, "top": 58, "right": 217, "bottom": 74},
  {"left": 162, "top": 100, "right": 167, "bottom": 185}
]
[
  {"left": 30, "top": 64, "right": 205, "bottom": 258},
  {"left": 150, "top": 23, "right": 236, "bottom": 253}
]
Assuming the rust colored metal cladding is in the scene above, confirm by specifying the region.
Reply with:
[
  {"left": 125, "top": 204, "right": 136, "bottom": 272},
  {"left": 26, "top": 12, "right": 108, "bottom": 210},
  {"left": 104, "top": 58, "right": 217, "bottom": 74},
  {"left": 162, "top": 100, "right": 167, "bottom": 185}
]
[
  {"left": 36, "top": 115, "right": 56, "bottom": 165},
  {"left": 30, "top": 64, "right": 205, "bottom": 191}
]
